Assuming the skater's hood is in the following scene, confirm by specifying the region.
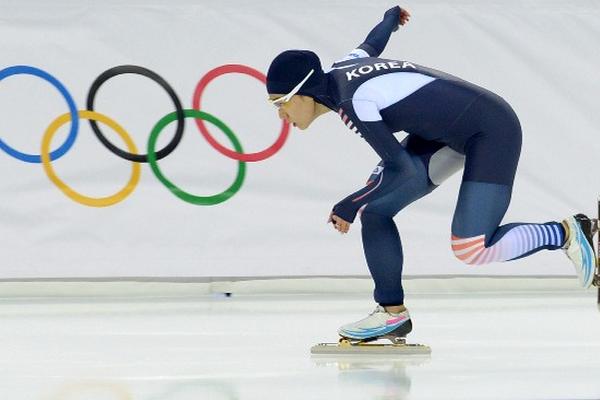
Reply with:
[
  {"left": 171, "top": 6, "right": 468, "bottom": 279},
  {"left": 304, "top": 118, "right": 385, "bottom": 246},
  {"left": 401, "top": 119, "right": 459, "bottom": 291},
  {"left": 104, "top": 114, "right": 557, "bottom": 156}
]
[{"left": 266, "top": 50, "right": 336, "bottom": 109}]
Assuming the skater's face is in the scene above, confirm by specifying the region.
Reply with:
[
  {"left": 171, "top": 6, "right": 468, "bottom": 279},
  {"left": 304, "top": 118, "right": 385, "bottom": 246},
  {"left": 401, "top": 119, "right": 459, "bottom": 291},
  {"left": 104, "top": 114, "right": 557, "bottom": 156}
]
[{"left": 268, "top": 94, "right": 317, "bottom": 130}]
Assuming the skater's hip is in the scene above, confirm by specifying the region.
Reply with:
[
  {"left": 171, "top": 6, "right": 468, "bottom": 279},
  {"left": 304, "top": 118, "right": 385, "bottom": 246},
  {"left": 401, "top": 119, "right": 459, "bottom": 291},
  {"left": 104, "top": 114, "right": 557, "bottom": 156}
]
[{"left": 442, "top": 91, "right": 522, "bottom": 156}]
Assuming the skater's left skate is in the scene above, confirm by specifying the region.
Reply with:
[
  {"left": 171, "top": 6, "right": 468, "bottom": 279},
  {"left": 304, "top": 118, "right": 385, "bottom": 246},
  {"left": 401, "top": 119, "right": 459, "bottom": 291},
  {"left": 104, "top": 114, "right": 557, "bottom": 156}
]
[
  {"left": 311, "top": 305, "right": 430, "bottom": 355},
  {"left": 561, "top": 213, "right": 598, "bottom": 288}
]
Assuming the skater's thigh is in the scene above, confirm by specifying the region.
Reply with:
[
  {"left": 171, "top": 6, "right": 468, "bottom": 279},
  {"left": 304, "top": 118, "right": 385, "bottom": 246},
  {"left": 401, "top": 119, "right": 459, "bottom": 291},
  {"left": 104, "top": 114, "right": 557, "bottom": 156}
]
[
  {"left": 364, "top": 136, "right": 464, "bottom": 217},
  {"left": 451, "top": 180, "right": 513, "bottom": 243},
  {"left": 451, "top": 131, "right": 521, "bottom": 243}
]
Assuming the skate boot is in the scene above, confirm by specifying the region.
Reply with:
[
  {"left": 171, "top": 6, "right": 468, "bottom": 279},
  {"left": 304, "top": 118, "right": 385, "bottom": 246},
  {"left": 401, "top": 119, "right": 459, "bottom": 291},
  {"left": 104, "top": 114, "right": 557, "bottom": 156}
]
[
  {"left": 338, "top": 305, "right": 412, "bottom": 345},
  {"left": 311, "top": 306, "right": 430, "bottom": 355},
  {"left": 561, "top": 214, "right": 598, "bottom": 288}
]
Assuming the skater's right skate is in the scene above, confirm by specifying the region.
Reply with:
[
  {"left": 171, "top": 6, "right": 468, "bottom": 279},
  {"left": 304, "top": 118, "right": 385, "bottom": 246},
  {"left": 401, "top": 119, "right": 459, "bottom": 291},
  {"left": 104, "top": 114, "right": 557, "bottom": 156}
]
[
  {"left": 561, "top": 213, "right": 598, "bottom": 288},
  {"left": 337, "top": 305, "right": 412, "bottom": 344},
  {"left": 310, "top": 305, "right": 430, "bottom": 355}
]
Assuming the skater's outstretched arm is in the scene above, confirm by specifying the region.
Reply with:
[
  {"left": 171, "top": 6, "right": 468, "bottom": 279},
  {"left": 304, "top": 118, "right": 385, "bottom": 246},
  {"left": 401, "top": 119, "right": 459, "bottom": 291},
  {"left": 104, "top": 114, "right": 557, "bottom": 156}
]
[
  {"left": 359, "top": 6, "right": 410, "bottom": 57},
  {"left": 331, "top": 6, "right": 410, "bottom": 65}
]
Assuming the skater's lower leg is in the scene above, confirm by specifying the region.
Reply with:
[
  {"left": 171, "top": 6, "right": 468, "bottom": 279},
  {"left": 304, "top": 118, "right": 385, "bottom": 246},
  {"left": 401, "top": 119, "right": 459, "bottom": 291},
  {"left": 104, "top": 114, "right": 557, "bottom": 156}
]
[
  {"left": 451, "top": 181, "right": 566, "bottom": 264},
  {"left": 452, "top": 181, "right": 594, "bottom": 286},
  {"left": 361, "top": 210, "right": 407, "bottom": 305}
]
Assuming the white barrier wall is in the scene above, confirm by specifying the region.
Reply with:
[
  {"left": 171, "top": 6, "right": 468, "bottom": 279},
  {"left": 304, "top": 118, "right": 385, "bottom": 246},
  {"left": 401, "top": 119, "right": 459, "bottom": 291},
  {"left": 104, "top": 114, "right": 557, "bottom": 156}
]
[{"left": 0, "top": 0, "right": 598, "bottom": 278}]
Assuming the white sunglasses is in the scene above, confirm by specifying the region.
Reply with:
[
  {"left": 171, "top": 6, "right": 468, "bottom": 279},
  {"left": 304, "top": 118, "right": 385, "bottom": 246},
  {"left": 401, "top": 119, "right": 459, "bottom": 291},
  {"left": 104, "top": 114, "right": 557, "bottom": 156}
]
[{"left": 268, "top": 69, "right": 315, "bottom": 108}]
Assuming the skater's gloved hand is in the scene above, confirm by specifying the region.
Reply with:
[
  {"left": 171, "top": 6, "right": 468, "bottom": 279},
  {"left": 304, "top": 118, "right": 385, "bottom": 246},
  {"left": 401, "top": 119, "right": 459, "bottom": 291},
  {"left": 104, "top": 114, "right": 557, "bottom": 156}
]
[
  {"left": 384, "top": 6, "right": 411, "bottom": 30},
  {"left": 328, "top": 212, "right": 351, "bottom": 234},
  {"left": 398, "top": 7, "right": 411, "bottom": 26}
]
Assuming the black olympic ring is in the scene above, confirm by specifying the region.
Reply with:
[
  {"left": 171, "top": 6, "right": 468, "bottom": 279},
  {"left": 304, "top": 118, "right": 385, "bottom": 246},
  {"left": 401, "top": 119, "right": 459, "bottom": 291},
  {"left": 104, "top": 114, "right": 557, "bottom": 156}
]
[{"left": 86, "top": 65, "right": 185, "bottom": 163}]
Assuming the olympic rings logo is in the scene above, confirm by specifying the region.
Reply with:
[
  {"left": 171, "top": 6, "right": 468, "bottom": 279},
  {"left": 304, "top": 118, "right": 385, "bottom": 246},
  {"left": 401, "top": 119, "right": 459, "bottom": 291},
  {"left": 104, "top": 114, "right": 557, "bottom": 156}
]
[{"left": 0, "top": 64, "right": 290, "bottom": 207}]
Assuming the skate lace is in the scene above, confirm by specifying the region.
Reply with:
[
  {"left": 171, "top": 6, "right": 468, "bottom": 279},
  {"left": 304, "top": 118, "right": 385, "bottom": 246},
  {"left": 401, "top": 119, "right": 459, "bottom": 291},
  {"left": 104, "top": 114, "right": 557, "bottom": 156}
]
[
  {"left": 369, "top": 305, "right": 386, "bottom": 315},
  {"left": 370, "top": 305, "right": 408, "bottom": 317}
]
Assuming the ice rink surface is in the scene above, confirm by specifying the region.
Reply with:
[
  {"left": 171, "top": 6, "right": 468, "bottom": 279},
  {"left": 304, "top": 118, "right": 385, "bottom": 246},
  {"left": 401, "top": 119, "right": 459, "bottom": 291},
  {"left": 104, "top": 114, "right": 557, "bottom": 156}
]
[{"left": 1, "top": 288, "right": 599, "bottom": 400}]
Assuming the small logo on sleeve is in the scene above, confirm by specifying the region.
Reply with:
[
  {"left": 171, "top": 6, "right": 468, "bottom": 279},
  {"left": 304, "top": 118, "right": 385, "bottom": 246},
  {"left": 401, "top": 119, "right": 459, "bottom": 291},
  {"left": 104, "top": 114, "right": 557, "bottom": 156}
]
[{"left": 372, "top": 166, "right": 384, "bottom": 175}]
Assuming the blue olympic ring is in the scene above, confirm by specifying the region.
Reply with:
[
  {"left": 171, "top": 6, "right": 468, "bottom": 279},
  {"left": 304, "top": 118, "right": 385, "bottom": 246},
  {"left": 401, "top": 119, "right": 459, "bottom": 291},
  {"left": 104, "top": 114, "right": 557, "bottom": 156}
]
[{"left": 0, "top": 65, "right": 79, "bottom": 163}]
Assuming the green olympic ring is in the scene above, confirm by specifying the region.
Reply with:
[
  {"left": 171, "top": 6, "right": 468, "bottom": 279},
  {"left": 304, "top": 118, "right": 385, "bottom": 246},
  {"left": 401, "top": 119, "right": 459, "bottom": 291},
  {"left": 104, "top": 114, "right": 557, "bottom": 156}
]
[{"left": 148, "top": 109, "right": 246, "bottom": 205}]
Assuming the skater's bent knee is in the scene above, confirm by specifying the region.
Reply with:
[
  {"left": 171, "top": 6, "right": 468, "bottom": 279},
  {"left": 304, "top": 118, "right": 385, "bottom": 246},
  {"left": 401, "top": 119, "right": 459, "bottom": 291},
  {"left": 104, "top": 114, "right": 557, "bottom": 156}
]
[{"left": 450, "top": 233, "right": 489, "bottom": 265}]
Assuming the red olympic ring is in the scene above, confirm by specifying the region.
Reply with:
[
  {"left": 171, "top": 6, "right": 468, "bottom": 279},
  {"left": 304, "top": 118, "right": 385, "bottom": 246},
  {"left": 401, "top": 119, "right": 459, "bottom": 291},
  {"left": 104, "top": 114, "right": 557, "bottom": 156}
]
[{"left": 192, "top": 64, "right": 290, "bottom": 162}]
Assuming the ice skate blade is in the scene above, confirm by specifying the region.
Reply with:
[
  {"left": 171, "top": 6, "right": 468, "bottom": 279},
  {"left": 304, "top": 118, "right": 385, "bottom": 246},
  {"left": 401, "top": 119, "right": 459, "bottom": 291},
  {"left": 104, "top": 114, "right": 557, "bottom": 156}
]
[
  {"left": 310, "top": 342, "right": 431, "bottom": 355},
  {"left": 592, "top": 218, "right": 599, "bottom": 235}
]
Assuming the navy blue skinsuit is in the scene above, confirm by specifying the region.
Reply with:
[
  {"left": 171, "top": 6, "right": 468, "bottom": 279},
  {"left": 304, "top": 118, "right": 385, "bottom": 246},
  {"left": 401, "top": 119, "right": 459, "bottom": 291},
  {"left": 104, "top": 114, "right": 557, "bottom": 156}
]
[{"left": 320, "top": 7, "right": 565, "bottom": 305}]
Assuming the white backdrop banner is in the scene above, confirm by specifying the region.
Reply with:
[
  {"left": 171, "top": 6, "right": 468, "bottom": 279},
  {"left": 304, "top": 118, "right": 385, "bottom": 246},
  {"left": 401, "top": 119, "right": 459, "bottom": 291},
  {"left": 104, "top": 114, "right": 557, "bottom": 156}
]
[{"left": 0, "top": 0, "right": 598, "bottom": 278}]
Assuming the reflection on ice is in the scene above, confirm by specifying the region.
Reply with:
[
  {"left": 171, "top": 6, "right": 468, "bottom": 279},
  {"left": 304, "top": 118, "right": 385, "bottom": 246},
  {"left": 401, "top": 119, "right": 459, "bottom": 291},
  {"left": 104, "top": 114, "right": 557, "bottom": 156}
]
[
  {"left": 0, "top": 291, "right": 599, "bottom": 400},
  {"left": 312, "top": 353, "right": 431, "bottom": 400}
]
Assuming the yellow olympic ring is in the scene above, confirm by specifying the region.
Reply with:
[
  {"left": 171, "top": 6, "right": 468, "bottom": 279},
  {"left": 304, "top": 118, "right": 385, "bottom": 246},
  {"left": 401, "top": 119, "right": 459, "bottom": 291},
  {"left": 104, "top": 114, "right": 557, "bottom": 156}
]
[{"left": 41, "top": 110, "right": 141, "bottom": 207}]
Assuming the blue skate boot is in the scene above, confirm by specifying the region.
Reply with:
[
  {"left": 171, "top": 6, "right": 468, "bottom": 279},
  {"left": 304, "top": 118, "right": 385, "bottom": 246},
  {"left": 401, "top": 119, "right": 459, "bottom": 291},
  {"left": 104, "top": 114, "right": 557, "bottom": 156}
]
[
  {"left": 338, "top": 305, "right": 412, "bottom": 345},
  {"left": 561, "top": 214, "right": 598, "bottom": 288}
]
